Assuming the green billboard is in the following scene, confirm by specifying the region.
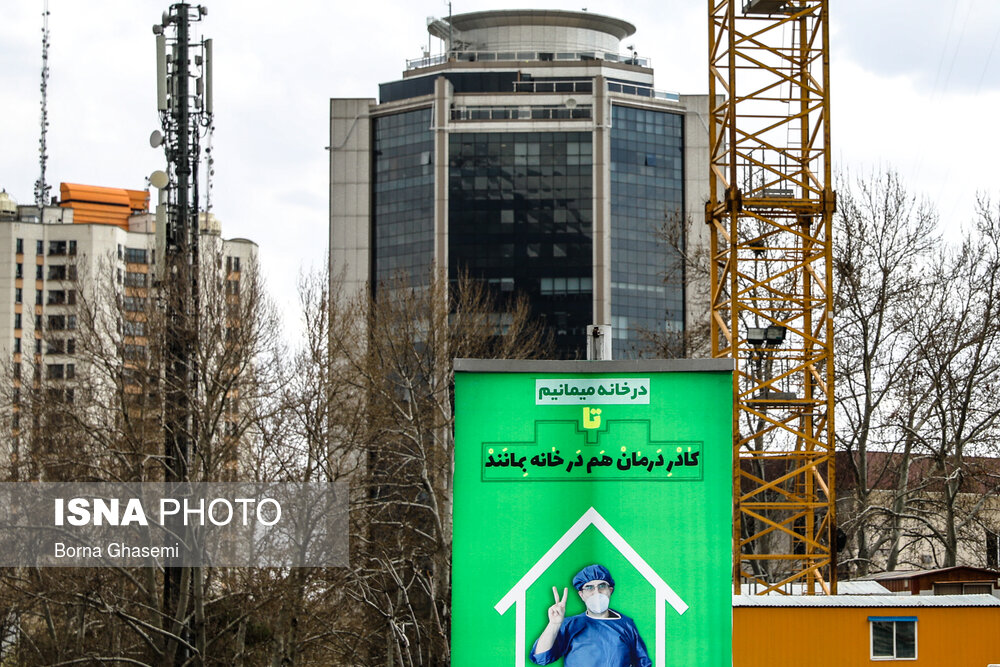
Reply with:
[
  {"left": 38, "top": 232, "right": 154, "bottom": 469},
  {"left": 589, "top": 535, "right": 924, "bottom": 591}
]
[{"left": 453, "top": 360, "right": 733, "bottom": 667}]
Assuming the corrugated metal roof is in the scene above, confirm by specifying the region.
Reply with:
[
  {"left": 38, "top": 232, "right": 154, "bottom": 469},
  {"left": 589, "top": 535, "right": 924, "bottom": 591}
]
[
  {"left": 58, "top": 182, "right": 148, "bottom": 229},
  {"left": 837, "top": 581, "right": 893, "bottom": 595},
  {"left": 867, "top": 566, "right": 1000, "bottom": 581},
  {"left": 60, "top": 183, "right": 132, "bottom": 208},
  {"left": 733, "top": 594, "right": 1000, "bottom": 608},
  {"left": 739, "top": 581, "right": 892, "bottom": 596}
]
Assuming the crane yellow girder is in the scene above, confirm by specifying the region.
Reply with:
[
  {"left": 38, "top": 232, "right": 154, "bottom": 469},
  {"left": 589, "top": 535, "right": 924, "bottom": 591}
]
[{"left": 707, "top": 0, "right": 836, "bottom": 595}]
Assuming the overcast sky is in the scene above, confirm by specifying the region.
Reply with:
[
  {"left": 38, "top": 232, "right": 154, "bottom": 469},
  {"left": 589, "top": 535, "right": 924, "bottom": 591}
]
[{"left": 2, "top": 0, "right": 998, "bottom": 340}]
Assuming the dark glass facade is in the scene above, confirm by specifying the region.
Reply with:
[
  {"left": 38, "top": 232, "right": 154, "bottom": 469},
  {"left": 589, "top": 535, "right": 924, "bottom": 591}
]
[
  {"left": 372, "top": 108, "right": 435, "bottom": 286},
  {"left": 609, "top": 105, "right": 685, "bottom": 357},
  {"left": 448, "top": 132, "right": 593, "bottom": 358}
]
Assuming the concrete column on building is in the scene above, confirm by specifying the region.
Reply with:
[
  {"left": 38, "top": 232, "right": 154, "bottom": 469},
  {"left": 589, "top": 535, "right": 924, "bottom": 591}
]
[
  {"left": 329, "top": 98, "right": 374, "bottom": 299},
  {"left": 680, "top": 94, "right": 715, "bottom": 356},
  {"left": 433, "top": 77, "right": 453, "bottom": 283},
  {"left": 592, "top": 75, "right": 612, "bottom": 326}
]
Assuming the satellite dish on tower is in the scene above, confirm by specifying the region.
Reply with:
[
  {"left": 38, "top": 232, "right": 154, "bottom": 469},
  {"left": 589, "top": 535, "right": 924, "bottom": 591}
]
[
  {"left": 150, "top": 130, "right": 164, "bottom": 148},
  {"left": 149, "top": 170, "right": 169, "bottom": 189}
]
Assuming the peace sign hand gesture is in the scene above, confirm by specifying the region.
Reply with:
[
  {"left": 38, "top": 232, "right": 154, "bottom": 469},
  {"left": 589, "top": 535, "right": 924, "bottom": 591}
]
[
  {"left": 534, "top": 586, "right": 569, "bottom": 654},
  {"left": 547, "top": 586, "right": 568, "bottom": 626}
]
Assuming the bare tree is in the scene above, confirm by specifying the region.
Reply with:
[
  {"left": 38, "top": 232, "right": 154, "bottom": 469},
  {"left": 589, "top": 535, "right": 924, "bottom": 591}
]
[
  {"left": 895, "top": 198, "right": 1000, "bottom": 567},
  {"left": 0, "top": 243, "right": 284, "bottom": 666},
  {"left": 834, "top": 172, "right": 1000, "bottom": 574},
  {"left": 641, "top": 211, "right": 712, "bottom": 359},
  {"left": 833, "top": 169, "right": 939, "bottom": 575},
  {"left": 325, "top": 271, "right": 549, "bottom": 666}
]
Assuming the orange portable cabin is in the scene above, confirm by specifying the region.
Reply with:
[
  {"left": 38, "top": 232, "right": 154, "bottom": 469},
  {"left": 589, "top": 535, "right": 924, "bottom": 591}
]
[
  {"left": 733, "top": 594, "right": 1000, "bottom": 666},
  {"left": 59, "top": 183, "right": 149, "bottom": 229}
]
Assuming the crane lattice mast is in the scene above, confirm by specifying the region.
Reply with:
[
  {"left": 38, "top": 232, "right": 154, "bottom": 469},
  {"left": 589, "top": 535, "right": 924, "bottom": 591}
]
[{"left": 707, "top": 0, "right": 837, "bottom": 595}]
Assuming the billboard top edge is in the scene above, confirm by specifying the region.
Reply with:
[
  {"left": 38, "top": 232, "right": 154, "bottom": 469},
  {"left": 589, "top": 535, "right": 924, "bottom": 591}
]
[{"left": 453, "top": 358, "right": 736, "bottom": 373}]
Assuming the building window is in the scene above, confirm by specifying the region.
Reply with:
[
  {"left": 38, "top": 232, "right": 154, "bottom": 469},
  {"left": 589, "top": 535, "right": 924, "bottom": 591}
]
[
  {"left": 47, "top": 315, "right": 66, "bottom": 330},
  {"left": 46, "top": 364, "right": 65, "bottom": 380},
  {"left": 36, "top": 240, "right": 43, "bottom": 255},
  {"left": 117, "top": 244, "right": 123, "bottom": 260},
  {"left": 14, "top": 314, "right": 21, "bottom": 330},
  {"left": 124, "top": 344, "right": 147, "bottom": 361},
  {"left": 15, "top": 288, "right": 22, "bottom": 304},
  {"left": 16, "top": 263, "right": 23, "bottom": 279},
  {"left": 124, "top": 272, "right": 148, "bottom": 288},
  {"left": 13, "top": 338, "right": 21, "bottom": 354},
  {"left": 47, "top": 290, "right": 65, "bottom": 305},
  {"left": 933, "top": 581, "right": 992, "bottom": 595},
  {"left": 124, "top": 248, "right": 148, "bottom": 264},
  {"left": 47, "top": 339, "right": 65, "bottom": 354},
  {"left": 870, "top": 617, "right": 917, "bottom": 660},
  {"left": 36, "top": 290, "right": 43, "bottom": 305},
  {"left": 48, "top": 240, "right": 67, "bottom": 256},
  {"left": 124, "top": 321, "right": 146, "bottom": 337},
  {"left": 69, "top": 240, "right": 77, "bottom": 256},
  {"left": 123, "top": 296, "right": 145, "bottom": 312},
  {"left": 16, "top": 238, "right": 23, "bottom": 254},
  {"left": 67, "top": 315, "right": 77, "bottom": 330},
  {"left": 35, "top": 264, "right": 43, "bottom": 280},
  {"left": 226, "top": 256, "right": 241, "bottom": 273},
  {"left": 988, "top": 529, "right": 999, "bottom": 569},
  {"left": 48, "top": 265, "right": 66, "bottom": 280},
  {"left": 12, "top": 362, "right": 21, "bottom": 380},
  {"left": 66, "top": 338, "right": 76, "bottom": 354}
]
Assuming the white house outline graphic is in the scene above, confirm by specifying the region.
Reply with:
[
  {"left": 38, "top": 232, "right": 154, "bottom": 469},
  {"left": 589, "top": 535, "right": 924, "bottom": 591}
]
[{"left": 495, "top": 507, "right": 688, "bottom": 667}]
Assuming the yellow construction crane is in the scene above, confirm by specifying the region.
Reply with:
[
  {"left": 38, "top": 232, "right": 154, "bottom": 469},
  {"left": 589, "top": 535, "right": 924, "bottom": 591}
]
[{"left": 707, "top": 0, "right": 836, "bottom": 594}]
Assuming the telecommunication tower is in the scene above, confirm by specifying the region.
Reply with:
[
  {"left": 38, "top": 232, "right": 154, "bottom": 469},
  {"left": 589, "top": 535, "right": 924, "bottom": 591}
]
[
  {"left": 34, "top": 0, "right": 51, "bottom": 207},
  {"left": 152, "top": 3, "right": 213, "bottom": 483},
  {"left": 151, "top": 5, "right": 213, "bottom": 657},
  {"left": 707, "top": 0, "right": 836, "bottom": 594}
]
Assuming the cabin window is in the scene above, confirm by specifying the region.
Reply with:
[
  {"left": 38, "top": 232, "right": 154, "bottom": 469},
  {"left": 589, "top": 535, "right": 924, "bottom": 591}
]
[{"left": 869, "top": 616, "right": 916, "bottom": 660}]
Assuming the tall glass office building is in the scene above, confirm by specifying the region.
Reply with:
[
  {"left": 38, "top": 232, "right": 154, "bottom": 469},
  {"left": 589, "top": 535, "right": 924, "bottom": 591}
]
[{"left": 330, "top": 10, "right": 711, "bottom": 358}]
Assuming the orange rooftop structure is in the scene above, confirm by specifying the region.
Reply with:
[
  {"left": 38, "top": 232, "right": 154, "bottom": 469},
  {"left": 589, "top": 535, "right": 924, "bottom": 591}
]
[{"left": 59, "top": 183, "right": 150, "bottom": 229}]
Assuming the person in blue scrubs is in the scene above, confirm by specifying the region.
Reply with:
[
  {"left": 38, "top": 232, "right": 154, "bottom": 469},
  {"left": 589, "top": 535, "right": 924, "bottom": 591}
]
[{"left": 530, "top": 564, "right": 652, "bottom": 667}]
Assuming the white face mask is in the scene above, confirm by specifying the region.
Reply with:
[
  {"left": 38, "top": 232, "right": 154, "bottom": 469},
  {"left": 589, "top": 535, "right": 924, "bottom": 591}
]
[{"left": 585, "top": 592, "right": 610, "bottom": 615}]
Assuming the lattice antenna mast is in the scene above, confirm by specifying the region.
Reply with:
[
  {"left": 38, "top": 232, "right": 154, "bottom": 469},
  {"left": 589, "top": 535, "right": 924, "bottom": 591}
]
[
  {"left": 152, "top": 7, "right": 212, "bottom": 658},
  {"left": 152, "top": 3, "right": 214, "bottom": 484},
  {"left": 707, "top": 0, "right": 836, "bottom": 595},
  {"left": 34, "top": 0, "right": 51, "bottom": 207}
]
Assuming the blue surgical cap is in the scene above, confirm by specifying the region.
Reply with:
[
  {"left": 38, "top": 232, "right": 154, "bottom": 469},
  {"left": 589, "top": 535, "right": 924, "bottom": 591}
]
[{"left": 572, "top": 564, "right": 615, "bottom": 591}]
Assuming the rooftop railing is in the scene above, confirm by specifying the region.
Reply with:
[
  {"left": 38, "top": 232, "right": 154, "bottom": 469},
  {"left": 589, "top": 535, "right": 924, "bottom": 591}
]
[
  {"left": 407, "top": 49, "right": 650, "bottom": 70},
  {"left": 607, "top": 81, "right": 680, "bottom": 102}
]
